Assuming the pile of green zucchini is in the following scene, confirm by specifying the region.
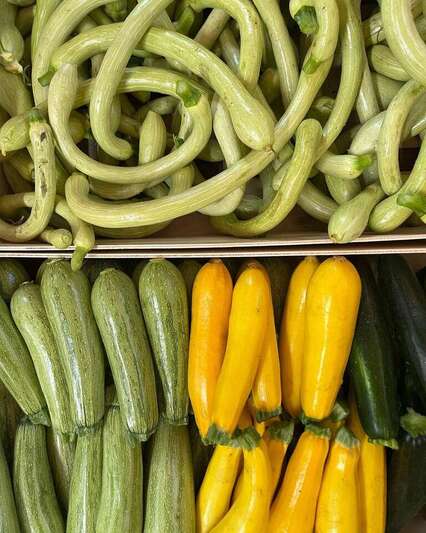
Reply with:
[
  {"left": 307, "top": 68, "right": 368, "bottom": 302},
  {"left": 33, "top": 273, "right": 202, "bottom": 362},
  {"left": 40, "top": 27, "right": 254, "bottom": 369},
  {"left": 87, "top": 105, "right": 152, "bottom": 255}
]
[{"left": 0, "top": 254, "right": 424, "bottom": 533}]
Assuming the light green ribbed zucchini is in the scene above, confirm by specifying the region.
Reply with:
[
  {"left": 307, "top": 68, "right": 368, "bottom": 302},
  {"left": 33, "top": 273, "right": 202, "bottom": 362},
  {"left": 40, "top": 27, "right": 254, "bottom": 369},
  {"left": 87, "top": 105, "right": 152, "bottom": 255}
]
[
  {"left": 40, "top": 260, "right": 105, "bottom": 432},
  {"left": 0, "top": 438, "right": 20, "bottom": 533},
  {"left": 11, "top": 282, "right": 73, "bottom": 434},
  {"left": 66, "top": 425, "right": 102, "bottom": 533},
  {"left": 92, "top": 268, "right": 158, "bottom": 441},
  {"left": 47, "top": 429, "right": 76, "bottom": 513},
  {"left": 0, "top": 295, "right": 48, "bottom": 425},
  {"left": 13, "top": 421, "right": 64, "bottom": 533},
  {"left": 144, "top": 420, "right": 195, "bottom": 533},
  {"left": 139, "top": 259, "right": 189, "bottom": 425},
  {"left": 96, "top": 405, "right": 143, "bottom": 533},
  {"left": 0, "top": 259, "right": 30, "bottom": 301}
]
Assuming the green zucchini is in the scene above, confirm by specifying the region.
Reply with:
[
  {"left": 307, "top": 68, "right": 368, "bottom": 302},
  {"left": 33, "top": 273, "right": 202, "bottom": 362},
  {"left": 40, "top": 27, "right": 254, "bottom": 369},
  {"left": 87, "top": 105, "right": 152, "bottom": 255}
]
[
  {"left": 387, "top": 411, "right": 426, "bottom": 533},
  {"left": 91, "top": 268, "right": 158, "bottom": 441},
  {"left": 66, "top": 425, "right": 102, "bottom": 533},
  {"left": 144, "top": 420, "right": 195, "bottom": 533},
  {"left": 0, "top": 294, "right": 48, "bottom": 425},
  {"left": 13, "top": 421, "right": 65, "bottom": 533},
  {"left": 132, "top": 259, "right": 148, "bottom": 288},
  {"left": 349, "top": 259, "right": 399, "bottom": 446},
  {"left": 189, "top": 415, "right": 213, "bottom": 492},
  {"left": 47, "top": 429, "right": 76, "bottom": 514},
  {"left": 261, "top": 258, "right": 292, "bottom": 325},
  {"left": 82, "top": 259, "right": 123, "bottom": 285},
  {"left": 0, "top": 259, "right": 30, "bottom": 301},
  {"left": 96, "top": 405, "right": 143, "bottom": 533},
  {"left": 139, "top": 259, "right": 189, "bottom": 425},
  {"left": 11, "top": 282, "right": 73, "bottom": 434},
  {"left": 378, "top": 255, "right": 426, "bottom": 404},
  {"left": 178, "top": 259, "right": 202, "bottom": 302},
  {"left": 0, "top": 384, "right": 21, "bottom": 466},
  {"left": 0, "top": 438, "right": 19, "bottom": 533},
  {"left": 41, "top": 259, "right": 105, "bottom": 432}
]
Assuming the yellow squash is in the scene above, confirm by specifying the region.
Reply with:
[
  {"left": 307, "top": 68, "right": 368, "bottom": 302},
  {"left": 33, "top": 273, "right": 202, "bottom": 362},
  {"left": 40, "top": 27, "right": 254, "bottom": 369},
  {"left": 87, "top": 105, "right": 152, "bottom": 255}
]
[
  {"left": 252, "top": 264, "right": 282, "bottom": 422},
  {"left": 315, "top": 427, "right": 360, "bottom": 533},
  {"left": 264, "top": 420, "right": 294, "bottom": 498},
  {"left": 188, "top": 259, "right": 233, "bottom": 437},
  {"left": 208, "top": 262, "right": 270, "bottom": 442},
  {"left": 348, "top": 393, "right": 386, "bottom": 533},
  {"left": 268, "top": 424, "right": 331, "bottom": 533},
  {"left": 301, "top": 257, "right": 361, "bottom": 420},
  {"left": 196, "top": 408, "right": 252, "bottom": 533},
  {"left": 211, "top": 433, "right": 271, "bottom": 533},
  {"left": 279, "top": 257, "right": 319, "bottom": 418}
]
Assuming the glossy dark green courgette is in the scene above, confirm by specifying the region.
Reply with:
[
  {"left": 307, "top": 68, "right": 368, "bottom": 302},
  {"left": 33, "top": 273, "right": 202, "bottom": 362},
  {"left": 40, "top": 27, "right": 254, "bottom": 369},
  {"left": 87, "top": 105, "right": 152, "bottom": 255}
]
[
  {"left": 378, "top": 255, "right": 426, "bottom": 405},
  {"left": 0, "top": 259, "right": 30, "bottom": 301},
  {"left": 82, "top": 259, "right": 123, "bottom": 285},
  {"left": 189, "top": 416, "right": 213, "bottom": 493},
  {"left": 349, "top": 259, "right": 399, "bottom": 446},
  {"left": 92, "top": 268, "right": 158, "bottom": 441},
  {"left": 387, "top": 411, "right": 426, "bottom": 533},
  {"left": 261, "top": 257, "right": 292, "bottom": 324},
  {"left": 178, "top": 260, "right": 202, "bottom": 302},
  {"left": 41, "top": 260, "right": 105, "bottom": 432},
  {"left": 139, "top": 259, "right": 189, "bottom": 425}
]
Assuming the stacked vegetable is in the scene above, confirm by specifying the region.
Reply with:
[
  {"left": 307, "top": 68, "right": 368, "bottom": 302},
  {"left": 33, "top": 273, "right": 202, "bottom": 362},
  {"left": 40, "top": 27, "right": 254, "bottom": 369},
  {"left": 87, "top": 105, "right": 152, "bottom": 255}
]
[
  {"left": 0, "top": 254, "right": 425, "bottom": 532},
  {"left": 1, "top": 1, "right": 426, "bottom": 254}
]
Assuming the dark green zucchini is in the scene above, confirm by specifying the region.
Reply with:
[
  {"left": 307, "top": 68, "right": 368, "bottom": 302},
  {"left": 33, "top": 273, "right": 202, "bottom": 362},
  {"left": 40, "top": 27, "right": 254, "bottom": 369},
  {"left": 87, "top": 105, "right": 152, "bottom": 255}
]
[
  {"left": 0, "top": 438, "right": 19, "bottom": 533},
  {"left": 41, "top": 260, "right": 105, "bottom": 432},
  {"left": 92, "top": 268, "right": 158, "bottom": 441},
  {"left": 189, "top": 416, "right": 213, "bottom": 492},
  {"left": 67, "top": 425, "right": 103, "bottom": 533},
  {"left": 82, "top": 259, "right": 123, "bottom": 285},
  {"left": 178, "top": 260, "right": 202, "bottom": 302},
  {"left": 47, "top": 429, "right": 76, "bottom": 513},
  {"left": 0, "top": 384, "right": 21, "bottom": 466},
  {"left": 378, "top": 255, "right": 426, "bottom": 404},
  {"left": 349, "top": 259, "right": 399, "bottom": 446},
  {"left": 11, "top": 282, "right": 73, "bottom": 434},
  {"left": 13, "top": 421, "right": 65, "bottom": 533},
  {"left": 139, "top": 259, "right": 189, "bottom": 425},
  {"left": 387, "top": 410, "right": 426, "bottom": 533},
  {"left": 144, "top": 420, "right": 195, "bottom": 533},
  {"left": 132, "top": 259, "right": 148, "bottom": 288},
  {"left": 261, "top": 258, "right": 292, "bottom": 324},
  {"left": 96, "top": 405, "right": 143, "bottom": 533},
  {"left": 0, "top": 259, "right": 30, "bottom": 301},
  {"left": 0, "top": 295, "right": 48, "bottom": 425}
]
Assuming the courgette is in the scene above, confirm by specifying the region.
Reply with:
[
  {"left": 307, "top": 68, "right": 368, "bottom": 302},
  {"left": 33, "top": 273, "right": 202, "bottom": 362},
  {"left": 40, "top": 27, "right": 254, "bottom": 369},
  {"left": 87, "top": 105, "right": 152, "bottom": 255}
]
[
  {"left": 0, "top": 382, "right": 21, "bottom": 466},
  {"left": 0, "top": 438, "right": 19, "bottom": 533},
  {"left": 144, "top": 420, "right": 195, "bottom": 533},
  {"left": 189, "top": 416, "right": 213, "bottom": 492},
  {"left": 14, "top": 421, "right": 65, "bottom": 533},
  {"left": 47, "top": 428, "right": 76, "bottom": 514},
  {"left": 0, "top": 259, "right": 30, "bottom": 301},
  {"left": 41, "top": 259, "right": 105, "bottom": 432},
  {"left": 178, "top": 259, "right": 202, "bottom": 302},
  {"left": 261, "top": 257, "right": 292, "bottom": 324},
  {"left": 92, "top": 268, "right": 158, "bottom": 441},
  {"left": 378, "top": 255, "right": 426, "bottom": 404},
  {"left": 96, "top": 404, "right": 143, "bottom": 533},
  {"left": 0, "top": 294, "right": 48, "bottom": 425},
  {"left": 82, "top": 259, "right": 123, "bottom": 285},
  {"left": 11, "top": 282, "right": 73, "bottom": 434},
  {"left": 67, "top": 425, "right": 102, "bottom": 533},
  {"left": 349, "top": 259, "right": 399, "bottom": 446},
  {"left": 139, "top": 259, "right": 189, "bottom": 425},
  {"left": 387, "top": 410, "right": 426, "bottom": 533},
  {"left": 132, "top": 259, "right": 148, "bottom": 288}
]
